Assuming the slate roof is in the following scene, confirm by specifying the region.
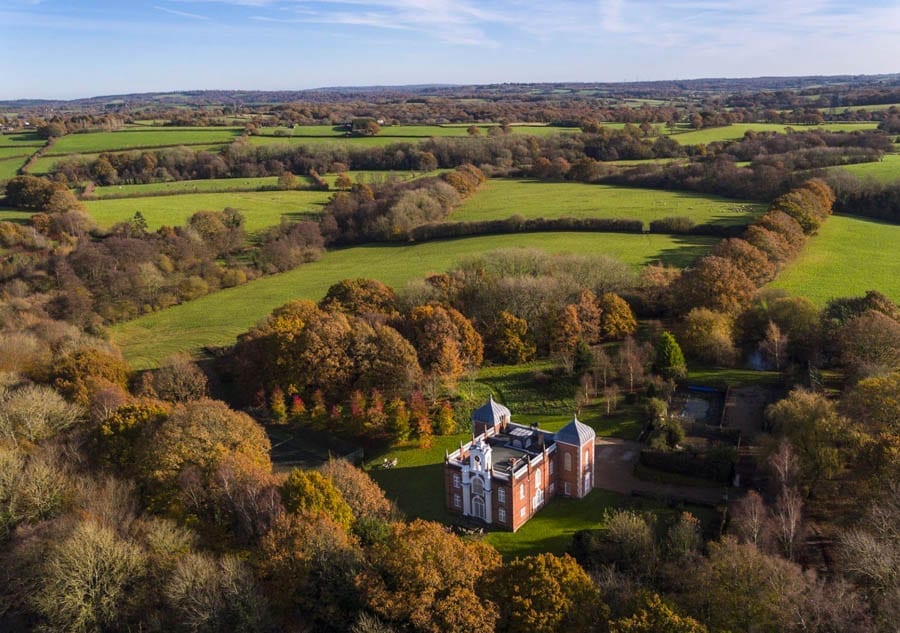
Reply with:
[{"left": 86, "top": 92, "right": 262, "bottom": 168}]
[
  {"left": 554, "top": 415, "right": 596, "bottom": 446},
  {"left": 471, "top": 395, "right": 511, "bottom": 425}
]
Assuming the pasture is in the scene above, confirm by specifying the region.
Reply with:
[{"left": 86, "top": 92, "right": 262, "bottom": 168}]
[
  {"left": 111, "top": 231, "right": 717, "bottom": 368},
  {"left": 451, "top": 179, "right": 765, "bottom": 227},
  {"left": 83, "top": 190, "right": 333, "bottom": 233},
  {"left": 769, "top": 214, "right": 900, "bottom": 305},
  {"left": 0, "top": 207, "right": 35, "bottom": 224},
  {"left": 0, "top": 132, "right": 44, "bottom": 148},
  {"left": 670, "top": 122, "right": 879, "bottom": 145},
  {"left": 0, "top": 156, "right": 28, "bottom": 180},
  {"left": 45, "top": 128, "right": 244, "bottom": 155},
  {"left": 831, "top": 154, "right": 900, "bottom": 183}
]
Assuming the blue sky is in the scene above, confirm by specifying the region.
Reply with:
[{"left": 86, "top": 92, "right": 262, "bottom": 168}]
[{"left": 2, "top": 0, "right": 899, "bottom": 100}]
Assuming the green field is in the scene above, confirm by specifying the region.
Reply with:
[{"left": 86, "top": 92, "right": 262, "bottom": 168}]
[
  {"left": 28, "top": 145, "right": 229, "bottom": 175},
  {"left": 84, "top": 190, "right": 333, "bottom": 233},
  {"left": 89, "top": 170, "right": 442, "bottom": 198},
  {"left": 770, "top": 215, "right": 900, "bottom": 305},
  {"left": 830, "top": 154, "right": 900, "bottom": 183},
  {"left": 46, "top": 129, "right": 244, "bottom": 155},
  {"left": 0, "top": 147, "right": 35, "bottom": 160},
  {"left": 0, "top": 132, "right": 44, "bottom": 148},
  {"left": 248, "top": 123, "right": 581, "bottom": 147},
  {"left": 452, "top": 179, "right": 764, "bottom": 227},
  {"left": 0, "top": 207, "right": 35, "bottom": 223},
  {"left": 111, "top": 231, "right": 717, "bottom": 369},
  {"left": 0, "top": 157, "right": 27, "bottom": 180},
  {"left": 670, "top": 122, "right": 879, "bottom": 145}
]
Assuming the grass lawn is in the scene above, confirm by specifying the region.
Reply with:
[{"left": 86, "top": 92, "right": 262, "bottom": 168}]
[
  {"left": 111, "top": 231, "right": 717, "bottom": 369},
  {"left": 452, "top": 179, "right": 764, "bottom": 227},
  {"left": 0, "top": 147, "right": 35, "bottom": 160},
  {"left": 46, "top": 128, "right": 244, "bottom": 155},
  {"left": 769, "top": 215, "right": 900, "bottom": 305},
  {"left": 83, "top": 190, "right": 333, "bottom": 233},
  {"left": 669, "top": 122, "right": 879, "bottom": 145},
  {"left": 829, "top": 154, "right": 900, "bottom": 183},
  {"left": 687, "top": 366, "right": 782, "bottom": 388}
]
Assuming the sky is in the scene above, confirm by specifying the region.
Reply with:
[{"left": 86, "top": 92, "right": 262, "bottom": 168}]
[{"left": 1, "top": 0, "right": 899, "bottom": 100}]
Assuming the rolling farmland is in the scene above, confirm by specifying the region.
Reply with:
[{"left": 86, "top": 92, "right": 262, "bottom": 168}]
[{"left": 111, "top": 231, "right": 717, "bottom": 368}]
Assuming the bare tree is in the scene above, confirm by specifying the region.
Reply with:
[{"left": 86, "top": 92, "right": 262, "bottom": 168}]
[
  {"left": 602, "top": 384, "right": 620, "bottom": 415},
  {"left": 730, "top": 490, "right": 770, "bottom": 549},
  {"left": 759, "top": 320, "right": 789, "bottom": 369},
  {"left": 768, "top": 440, "right": 799, "bottom": 491},
  {"left": 771, "top": 486, "right": 804, "bottom": 561}
]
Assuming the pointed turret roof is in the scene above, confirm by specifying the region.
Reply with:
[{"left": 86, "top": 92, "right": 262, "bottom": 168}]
[
  {"left": 471, "top": 394, "right": 510, "bottom": 426},
  {"left": 554, "top": 415, "right": 596, "bottom": 446}
]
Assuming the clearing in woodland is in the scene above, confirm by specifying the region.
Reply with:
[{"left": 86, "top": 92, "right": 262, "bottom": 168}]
[{"left": 111, "top": 231, "right": 717, "bottom": 368}]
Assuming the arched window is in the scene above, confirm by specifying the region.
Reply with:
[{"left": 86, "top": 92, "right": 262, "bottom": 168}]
[
  {"left": 564, "top": 452, "right": 572, "bottom": 472},
  {"left": 535, "top": 468, "right": 542, "bottom": 489},
  {"left": 472, "top": 476, "right": 484, "bottom": 496},
  {"left": 585, "top": 449, "right": 590, "bottom": 463}
]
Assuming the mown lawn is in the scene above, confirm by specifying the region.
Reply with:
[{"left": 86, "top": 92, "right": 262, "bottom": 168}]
[
  {"left": 769, "top": 214, "right": 900, "bottom": 305},
  {"left": 111, "top": 232, "right": 717, "bottom": 369},
  {"left": 0, "top": 207, "right": 35, "bottom": 223},
  {"left": 0, "top": 157, "right": 28, "bottom": 180},
  {"left": 669, "top": 122, "right": 878, "bottom": 145},
  {"left": 452, "top": 179, "right": 764, "bottom": 227},
  {"left": 46, "top": 128, "right": 244, "bottom": 155},
  {"left": 83, "top": 190, "right": 333, "bottom": 233},
  {"left": 830, "top": 154, "right": 900, "bottom": 183}
]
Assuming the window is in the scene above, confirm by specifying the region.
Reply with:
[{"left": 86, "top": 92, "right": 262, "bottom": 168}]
[
  {"left": 550, "top": 482, "right": 556, "bottom": 494},
  {"left": 472, "top": 477, "right": 484, "bottom": 496},
  {"left": 585, "top": 449, "right": 590, "bottom": 462},
  {"left": 498, "top": 488, "right": 506, "bottom": 504},
  {"left": 564, "top": 453, "right": 572, "bottom": 472},
  {"left": 549, "top": 460, "right": 554, "bottom": 475},
  {"left": 520, "top": 507, "right": 526, "bottom": 519},
  {"left": 564, "top": 481, "right": 571, "bottom": 495},
  {"left": 453, "top": 494, "right": 461, "bottom": 508},
  {"left": 498, "top": 507, "right": 507, "bottom": 523},
  {"left": 535, "top": 469, "right": 542, "bottom": 489},
  {"left": 519, "top": 484, "right": 525, "bottom": 500},
  {"left": 452, "top": 473, "right": 460, "bottom": 488}
]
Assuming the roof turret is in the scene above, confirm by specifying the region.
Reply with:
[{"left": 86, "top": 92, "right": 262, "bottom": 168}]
[
  {"left": 471, "top": 394, "right": 511, "bottom": 426},
  {"left": 554, "top": 415, "right": 596, "bottom": 446}
]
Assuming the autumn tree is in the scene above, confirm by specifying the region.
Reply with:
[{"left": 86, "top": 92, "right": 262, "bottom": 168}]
[
  {"left": 765, "top": 389, "right": 850, "bottom": 493},
  {"left": 678, "top": 308, "right": 737, "bottom": 366},
  {"left": 92, "top": 400, "right": 169, "bottom": 474},
  {"left": 488, "top": 310, "right": 536, "bottom": 364},
  {"left": 837, "top": 310, "right": 900, "bottom": 378},
  {"left": 612, "top": 593, "right": 707, "bottom": 633},
  {"left": 711, "top": 238, "right": 775, "bottom": 286},
  {"left": 408, "top": 304, "right": 483, "bottom": 380},
  {"left": 598, "top": 292, "right": 637, "bottom": 340},
  {"left": 140, "top": 399, "right": 271, "bottom": 501},
  {"left": 258, "top": 512, "right": 362, "bottom": 630},
  {"left": 488, "top": 553, "right": 610, "bottom": 633},
  {"left": 147, "top": 353, "right": 208, "bottom": 402},
  {"left": 320, "top": 458, "right": 393, "bottom": 523},
  {"left": 320, "top": 278, "right": 399, "bottom": 319},
  {"left": 759, "top": 321, "right": 788, "bottom": 370},
  {"left": 280, "top": 468, "right": 354, "bottom": 531},
  {"left": 51, "top": 346, "right": 131, "bottom": 406},
  {"left": 360, "top": 519, "right": 501, "bottom": 633},
  {"left": 672, "top": 256, "right": 756, "bottom": 315},
  {"left": 550, "top": 304, "right": 583, "bottom": 371}
]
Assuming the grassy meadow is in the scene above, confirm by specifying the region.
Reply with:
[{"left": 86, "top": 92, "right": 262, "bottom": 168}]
[
  {"left": 670, "top": 122, "right": 879, "bottom": 145},
  {"left": 46, "top": 128, "right": 244, "bottom": 155},
  {"left": 830, "top": 154, "right": 900, "bottom": 183},
  {"left": 83, "top": 190, "right": 333, "bottom": 233},
  {"left": 770, "top": 214, "right": 900, "bottom": 305},
  {"left": 0, "top": 207, "right": 35, "bottom": 223},
  {"left": 452, "top": 179, "right": 764, "bottom": 227},
  {"left": 111, "top": 231, "right": 717, "bottom": 368},
  {"left": 0, "top": 157, "right": 27, "bottom": 180},
  {"left": 0, "top": 132, "right": 45, "bottom": 148}
]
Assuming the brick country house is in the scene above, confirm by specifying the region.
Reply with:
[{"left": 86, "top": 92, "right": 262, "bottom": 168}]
[{"left": 444, "top": 395, "right": 596, "bottom": 532}]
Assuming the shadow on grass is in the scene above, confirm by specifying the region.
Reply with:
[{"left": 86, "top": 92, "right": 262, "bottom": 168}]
[
  {"left": 646, "top": 234, "right": 718, "bottom": 268},
  {"left": 370, "top": 462, "right": 455, "bottom": 524}
]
